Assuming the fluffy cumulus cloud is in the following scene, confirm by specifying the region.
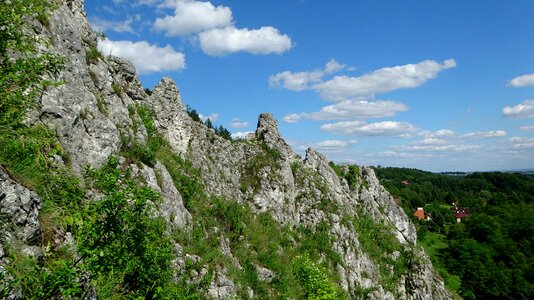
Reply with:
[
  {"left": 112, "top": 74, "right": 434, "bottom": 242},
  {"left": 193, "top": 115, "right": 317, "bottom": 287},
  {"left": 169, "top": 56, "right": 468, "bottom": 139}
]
[
  {"left": 419, "top": 129, "right": 456, "bottom": 138},
  {"left": 321, "top": 120, "right": 417, "bottom": 136},
  {"left": 520, "top": 125, "right": 534, "bottom": 132},
  {"left": 276, "top": 59, "right": 455, "bottom": 124},
  {"left": 399, "top": 144, "right": 481, "bottom": 152},
  {"left": 269, "top": 70, "right": 324, "bottom": 92},
  {"left": 297, "top": 139, "right": 357, "bottom": 153},
  {"left": 199, "top": 26, "right": 291, "bottom": 56},
  {"left": 153, "top": 0, "right": 232, "bottom": 36},
  {"left": 231, "top": 131, "right": 254, "bottom": 139},
  {"left": 503, "top": 100, "right": 534, "bottom": 119},
  {"left": 199, "top": 112, "right": 219, "bottom": 122},
  {"left": 98, "top": 38, "right": 185, "bottom": 74},
  {"left": 313, "top": 59, "right": 456, "bottom": 101},
  {"left": 151, "top": 0, "right": 291, "bottom": 56},
  {"left": 510, "top": 137, "right": 534, "bottom": 149},
  {"left": 283, "top": 100, "right": 408, "bottom": 123},
  {"left": 230, "top": 118, "right": 248, "bottom": 128},
  {"left": 90, "top": 15, "right": 140, "bottom": 33},
  {"left": 508, "top": 74, "right": 534, "bottom": 88},
  {"left": 461, "top": 130, "right": 507, "bottom": 138},
  {"left": 313, "top": 139, "right": 357, "bottom": 152},
  {"left": 269, "top": 59, "right": 347, "bottom": 91}
]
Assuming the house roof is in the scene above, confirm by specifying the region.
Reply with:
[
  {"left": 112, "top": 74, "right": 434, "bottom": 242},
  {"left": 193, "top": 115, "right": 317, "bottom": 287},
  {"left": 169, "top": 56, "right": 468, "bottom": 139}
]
[
  {"left": 413, "top": 208, "right": 430, "bottom": 221},
  {"left": 450, "top": 207, "right": 471, "bottom": 218}
]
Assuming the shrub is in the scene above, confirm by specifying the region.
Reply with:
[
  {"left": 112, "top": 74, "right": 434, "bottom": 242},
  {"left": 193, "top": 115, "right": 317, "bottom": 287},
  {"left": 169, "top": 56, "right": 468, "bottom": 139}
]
[
  {"left": 79, "top": 157, "right": 175, "bottom": 298},
  {"left": 112, "top": 83, "right": 122, "bottom": 97},
  {"left": 293, "top": 255, "right": 342, "bottom": 300},
  {"left": 85, "top": 43, "right": 102, "bottom": 64}
]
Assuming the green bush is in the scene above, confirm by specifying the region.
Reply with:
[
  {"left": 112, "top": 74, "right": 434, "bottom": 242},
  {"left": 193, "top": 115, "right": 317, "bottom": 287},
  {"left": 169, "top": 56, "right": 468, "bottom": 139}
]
[
  {"left": 293, "top": 255, "right": 342, "bottom": 300},
  {"left": 112, "top": 83, "right": 122, "bottom": 97},
  {"left": 1, "top": 255, "right": 83, "bottom": 299},
  {"left": 85, "top": 43, "right": 102, "bottom": 64},
  {"left": 351, "top": 214, "right": 411, "bottom": 291},
  {"left": 79, "top": 157, "right": 175, "bottom": 298}
]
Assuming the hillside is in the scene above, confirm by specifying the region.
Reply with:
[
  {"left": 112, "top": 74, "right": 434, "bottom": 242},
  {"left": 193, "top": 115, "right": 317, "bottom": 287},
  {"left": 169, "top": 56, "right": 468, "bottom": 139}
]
[
  {"left": 1, "top": 1, "right": 450, "bottom": 299},
  {"left": 375, "top": 167, "right": 534, "bottom": 299}
]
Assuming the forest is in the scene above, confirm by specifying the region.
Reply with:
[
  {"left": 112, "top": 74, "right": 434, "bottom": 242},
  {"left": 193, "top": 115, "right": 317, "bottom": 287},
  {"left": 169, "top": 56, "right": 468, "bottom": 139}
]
[{"left": 374, "top": 167, "right": 534, "bottom": 299}]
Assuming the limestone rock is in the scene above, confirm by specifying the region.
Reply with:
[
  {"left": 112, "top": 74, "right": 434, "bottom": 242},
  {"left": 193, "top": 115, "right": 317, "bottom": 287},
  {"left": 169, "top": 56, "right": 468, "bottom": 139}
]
[
  {"left": 208, "top": 267, "right": 237, "bottom": 299},
  {"left": 256, "top": 113, "right": 295, "bottom": 159},
  {"left": 0, "top": 167, "right": 42, "bottom": 244}
]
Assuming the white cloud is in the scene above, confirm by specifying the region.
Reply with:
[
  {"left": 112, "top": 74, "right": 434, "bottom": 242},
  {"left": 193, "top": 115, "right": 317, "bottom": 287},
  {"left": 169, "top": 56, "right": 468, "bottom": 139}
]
[
  {"left": 153, "top": 0, "right": 233, "bottom": 36},
  {"left": 199, "top": 26, "right": 292, "bottom": 56},
  {"left": 324, "top": 59, "right": 348, "bottom": 74},
  {"left": 461, "top": 130, "right": 506, "bottom": 138},
  {"left": 520, "top": 125, "right": 534, "bottom": 132},
  {"left": 508, "top": 74, "right": 534, "bottom": 88},
  {"left": 313, "top": 59, "right": 456, "bottom": 101},
  {"left": 399, "top": 144, "right": 481, "bottom": 152},
  {"left": 321, "top": 120, "right": 417, "bottom": 136},
  {"left": 283, "top": 100, "right": 408, "bottom": 123},
  {"left": 90, "top": 16, "right": 140, "bottom": 33},
  {"left": 298, "top": 139, "right": 357, "bottom": 153},
  {"left": 283, "top": 114, "right": 302, "bottom": 123},
  {"left": 503, "top": 100, "right": 534, "bottom": 119},
  {"left": 230, "top": 118, "right": 248, "bottom": 128},
  {"left": 419, "top": 138, "right": 449, "bottom": 145},
  {"left": 98, "top": 38, "right": 186, "bottom": 74},
  {"left": 150, "top": 0, "right": 292, "bottom": 56},
  {"left": 269, "top": 70, "right": 324, "bottom": 91},
  {"left": 269, "top": 59, "right": 347, "bottom": 91},
  {"left": 420, "top": 129, "right": 456, "bottom": 138},
  {"left": 199, "top": 112, "right": 219, "bottom": 122},
  {"left": 510, "top": 137, "right": 534, "bottom": 149},
  {"left": 313, "top": 139, "right": 357, "bottom": 152},
  {"left": 231, "top": 131, "right": 254, "bottom": 139}
]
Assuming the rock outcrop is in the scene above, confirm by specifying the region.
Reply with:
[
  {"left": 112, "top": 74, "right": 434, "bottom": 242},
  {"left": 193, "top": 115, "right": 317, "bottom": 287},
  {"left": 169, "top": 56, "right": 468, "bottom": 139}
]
[
  {"left": 0, "top": 1, "right": 452, "bottom": 299},
  {"left": 0, "top": 168, "right": 42, "bottom": 245}
]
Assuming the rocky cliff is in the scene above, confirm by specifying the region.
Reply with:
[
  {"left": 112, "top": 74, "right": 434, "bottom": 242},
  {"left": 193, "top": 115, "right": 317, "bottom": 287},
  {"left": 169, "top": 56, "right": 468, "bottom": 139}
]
[{"left": 0, "top": 1, "right": 451, "bottom": 299}]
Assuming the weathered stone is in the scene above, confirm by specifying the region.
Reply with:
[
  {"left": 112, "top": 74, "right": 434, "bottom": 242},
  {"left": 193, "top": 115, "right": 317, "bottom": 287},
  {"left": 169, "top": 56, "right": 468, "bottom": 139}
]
[
  {"left": 256, "top": 113, "right": 295, "bottom": 159},
  {"left": 208, "top": 267, "right": 237, "bottom": 299},
  {"left": 256, "top": 265, "right": 274, "bottom": 283},
  {"left": 0, "top": 167, "right": 41, "bottom": 244}
]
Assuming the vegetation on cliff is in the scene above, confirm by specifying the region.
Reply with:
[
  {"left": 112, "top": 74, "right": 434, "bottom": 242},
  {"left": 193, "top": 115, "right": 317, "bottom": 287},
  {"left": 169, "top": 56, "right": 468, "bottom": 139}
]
[{"left": 375, "top": 167, "right": 534, "bottom": 299}]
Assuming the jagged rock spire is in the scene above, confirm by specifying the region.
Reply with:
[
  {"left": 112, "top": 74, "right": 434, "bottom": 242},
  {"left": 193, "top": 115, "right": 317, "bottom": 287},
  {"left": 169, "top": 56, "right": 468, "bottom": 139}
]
[
  {"left": 255, "top": 113, "right": 294, "bottom": 158},
  {"left": 150, "top": 77, "right": 186, "bottom": 112}
]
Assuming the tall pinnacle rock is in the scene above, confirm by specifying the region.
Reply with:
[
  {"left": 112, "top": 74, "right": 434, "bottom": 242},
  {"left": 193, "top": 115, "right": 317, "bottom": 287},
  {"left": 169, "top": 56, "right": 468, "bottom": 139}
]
[
  {"left": 149, "top": 77, "right": 186, "bottom": 113},
  {"left": 255, "top": 113, "right": 295, "bottom": 159}
]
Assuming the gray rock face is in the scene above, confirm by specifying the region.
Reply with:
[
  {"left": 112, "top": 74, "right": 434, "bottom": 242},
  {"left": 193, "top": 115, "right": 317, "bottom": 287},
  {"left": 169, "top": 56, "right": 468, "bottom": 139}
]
[
  {"left": 0, "top": 168, "right": 42, "bottom": 244},
  {"left": 134, "top": 163, "right": 191, "bottom": 229},
  {"left": 359, "top": 167, "right": 417, "bottom": 245},
  {"left": 208, "top": 267, "right": 237, "bottom": 299},
  {"left": 256, "top": 113, "right": 295, "bottom": 159},
  {"left": 406, "top": 250, "right": 451, "bottom": 300}
]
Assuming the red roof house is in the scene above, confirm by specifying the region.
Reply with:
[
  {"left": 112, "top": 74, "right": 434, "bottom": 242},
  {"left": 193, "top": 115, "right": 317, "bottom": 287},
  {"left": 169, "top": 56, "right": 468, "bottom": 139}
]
[
  {"left": 413, "top": 207, "right": 431, "bottom": 221},
  {"left": 450, "top": 207, "right": 471, "bottom": 223}
]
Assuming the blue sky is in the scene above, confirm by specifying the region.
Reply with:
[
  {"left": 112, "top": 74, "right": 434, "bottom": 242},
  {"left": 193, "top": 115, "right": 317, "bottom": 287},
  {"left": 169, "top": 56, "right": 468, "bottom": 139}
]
[{"left": 85, "top": 0, "right": 534, "bottom": 172}]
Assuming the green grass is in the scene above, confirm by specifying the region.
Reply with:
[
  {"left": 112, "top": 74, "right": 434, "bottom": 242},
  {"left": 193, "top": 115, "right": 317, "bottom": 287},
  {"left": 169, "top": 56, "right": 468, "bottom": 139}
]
[
  {"left": 111, "top": 83, "right": 122, "bottom": 97},
  {"left": 86, "top": 43, "right": 102, "bottom": 64},
  {"left": 350, "top": 214, "right": 411, "bottom": 293},
  {"left": 418, "top": 231, "right": 461, "bottom": 293},
  {"left": 239, "top": 141, "right": 282, "bottom": 193}
]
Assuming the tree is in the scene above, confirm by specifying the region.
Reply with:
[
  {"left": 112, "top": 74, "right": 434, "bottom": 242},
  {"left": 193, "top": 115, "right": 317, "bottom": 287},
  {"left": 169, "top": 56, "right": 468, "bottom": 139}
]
[{"left": 204, "top": 118, "right": 213, "bottom": 129}]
